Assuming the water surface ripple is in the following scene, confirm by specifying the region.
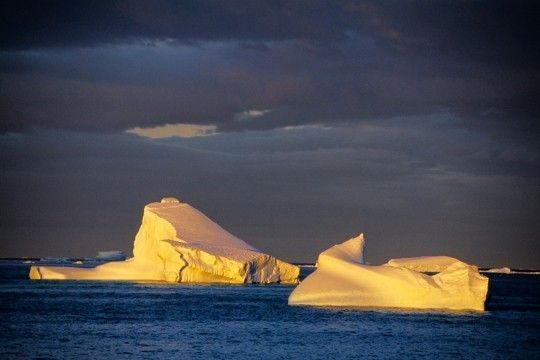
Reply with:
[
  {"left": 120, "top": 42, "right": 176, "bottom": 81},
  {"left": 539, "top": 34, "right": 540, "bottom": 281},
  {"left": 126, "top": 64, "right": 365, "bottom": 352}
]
[{"left": 1, "top": 264, "right": 538, "bottom": 359}]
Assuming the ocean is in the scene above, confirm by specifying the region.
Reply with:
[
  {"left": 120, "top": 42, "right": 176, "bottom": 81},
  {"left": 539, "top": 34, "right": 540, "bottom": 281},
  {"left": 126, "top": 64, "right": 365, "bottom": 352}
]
[{"left": 1, "top": 263, "right": 538, "bottom": 359}]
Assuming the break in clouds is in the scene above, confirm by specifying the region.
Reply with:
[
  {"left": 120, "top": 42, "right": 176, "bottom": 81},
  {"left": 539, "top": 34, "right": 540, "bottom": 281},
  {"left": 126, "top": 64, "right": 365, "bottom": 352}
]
[{"left": 0, "top": 1, "right": 539, "bottom": 267}]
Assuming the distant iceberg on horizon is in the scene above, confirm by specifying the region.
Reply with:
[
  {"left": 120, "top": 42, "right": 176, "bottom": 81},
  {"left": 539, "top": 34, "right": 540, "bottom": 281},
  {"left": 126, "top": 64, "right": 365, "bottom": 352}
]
[
  {"left": 30, "top": 197, "right": 299, "bottom": 284},
  {"left": 289, "top": 234, "right": 489, "bottom": 311},
  {"left": 484, "top": 267, "right": 512, "bottom": 274},
  {"left": 93, "top": 251, "right": 127, "bottom": 262}
]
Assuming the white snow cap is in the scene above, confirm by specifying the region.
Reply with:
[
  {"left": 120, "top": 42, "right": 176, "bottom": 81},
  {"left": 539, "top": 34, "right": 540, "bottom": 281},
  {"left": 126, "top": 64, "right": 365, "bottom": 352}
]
[{"left": 161, "top": 197, "right": 180, "bottom": 204}]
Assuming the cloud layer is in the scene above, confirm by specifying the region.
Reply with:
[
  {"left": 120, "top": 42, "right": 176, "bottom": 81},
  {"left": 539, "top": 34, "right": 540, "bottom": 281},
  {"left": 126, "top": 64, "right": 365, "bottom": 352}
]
[
  {"left": 1, "top": 0, "right": 538, "bottom": 142},
  {"left": 0, "top": 1, "right": 538, "bottom": 267}
]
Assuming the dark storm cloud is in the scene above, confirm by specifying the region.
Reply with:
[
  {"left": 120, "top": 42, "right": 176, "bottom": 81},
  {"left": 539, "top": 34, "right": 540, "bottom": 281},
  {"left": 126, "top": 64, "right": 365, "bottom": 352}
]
[
  {"left": 0, "top": 40, "right": 537, "bottom": 139},
  {"left": 0, "top": 0, "right": 539, "bottom": 138},
  {"left": 2, "top": 0, "right": 538, "bottom": 65},
  {"left": 0, "top": 0, "right": 347, "bottom": 49}
]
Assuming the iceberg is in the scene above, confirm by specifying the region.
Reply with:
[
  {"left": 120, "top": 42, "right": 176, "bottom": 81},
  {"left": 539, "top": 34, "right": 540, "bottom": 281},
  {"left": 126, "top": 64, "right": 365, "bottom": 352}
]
[
  {"left": 484, "top": 267, "right": 512, "bottom": 274},
  {"left": 30, "top": 197, "right": 299, "bottom": 284},
  {"left": 288, "top": 234, "right": 489, "bottom": 311}
]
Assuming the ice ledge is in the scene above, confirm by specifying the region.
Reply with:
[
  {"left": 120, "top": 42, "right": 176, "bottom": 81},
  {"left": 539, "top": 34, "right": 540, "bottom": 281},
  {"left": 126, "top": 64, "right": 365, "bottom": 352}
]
[{"left": 30, "top": 197, "right": 299, "bottom": 284}]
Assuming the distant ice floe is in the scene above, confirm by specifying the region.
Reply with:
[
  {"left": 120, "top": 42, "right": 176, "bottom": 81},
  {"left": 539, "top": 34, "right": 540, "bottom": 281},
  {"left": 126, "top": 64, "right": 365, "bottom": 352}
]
[
  {"left": 94, "top": 251, "right": 127, "bottom": 262},
  {"left": 480, "top": 267, "right": 539, "bottom": 275},
  {"left": 289, "top": 234, "right": 489, "bottom": 311},
  {"left": 484, "top": 267, "right": 512, "bottom": 274},
  {"left": 30, "top": 197, "right": 299, "bottom": 284}
]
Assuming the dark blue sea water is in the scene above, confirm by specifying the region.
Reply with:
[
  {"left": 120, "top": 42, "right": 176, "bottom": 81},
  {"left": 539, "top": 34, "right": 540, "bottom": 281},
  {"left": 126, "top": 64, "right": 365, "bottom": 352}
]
[{"left": 1, "top": 263, "right": 539, "bottom": 359}]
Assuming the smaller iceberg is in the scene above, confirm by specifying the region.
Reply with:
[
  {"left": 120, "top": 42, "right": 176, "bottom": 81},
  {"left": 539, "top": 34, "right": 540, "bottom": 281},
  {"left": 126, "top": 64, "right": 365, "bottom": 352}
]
[
  {"left": 484, "top": 267, "right": 512, "bottom": 274},
  {"left": 288, "top": 234, "right": 489, "bottom": 311}
]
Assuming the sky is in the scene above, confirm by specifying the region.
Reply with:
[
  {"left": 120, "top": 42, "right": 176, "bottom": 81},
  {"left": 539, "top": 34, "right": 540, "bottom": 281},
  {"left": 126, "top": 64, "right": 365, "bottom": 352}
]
[{"left": 1, "top": 0, "right": 539, "bottom": 268}]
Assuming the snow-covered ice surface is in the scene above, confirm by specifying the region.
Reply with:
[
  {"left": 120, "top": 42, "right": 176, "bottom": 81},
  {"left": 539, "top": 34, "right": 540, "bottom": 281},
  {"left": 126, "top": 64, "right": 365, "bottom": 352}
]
[
  {"left": 289, "top": 234, "right": 489, "bottom": 311},
  {"left": 1, "top": 263, "right": 539, "bottom": 359},
  {"left": 385, "top": 255, "right": 461, "bottom": 273},
  {"left": 29, "top": 198, "right": 298, "bottom": 284}
]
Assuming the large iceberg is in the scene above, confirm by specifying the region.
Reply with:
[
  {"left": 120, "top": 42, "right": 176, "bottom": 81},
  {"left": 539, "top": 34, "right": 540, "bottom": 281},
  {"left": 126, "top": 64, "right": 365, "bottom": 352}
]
[
  {"left": 288, "top": 234, "right": 489, "bottom": 311},
  {"left": 30, "top": 197, "right": 299, "bottom": 283}
]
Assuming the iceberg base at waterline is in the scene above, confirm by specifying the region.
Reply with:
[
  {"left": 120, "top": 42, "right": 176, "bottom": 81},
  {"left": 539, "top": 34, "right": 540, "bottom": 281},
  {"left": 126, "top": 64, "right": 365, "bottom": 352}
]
[
  {"left": 30, "top": 198, "right": 299, "bottom": 284},
  {"left": 288, "top": 234, "right": 489, "bottom": 311}
]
